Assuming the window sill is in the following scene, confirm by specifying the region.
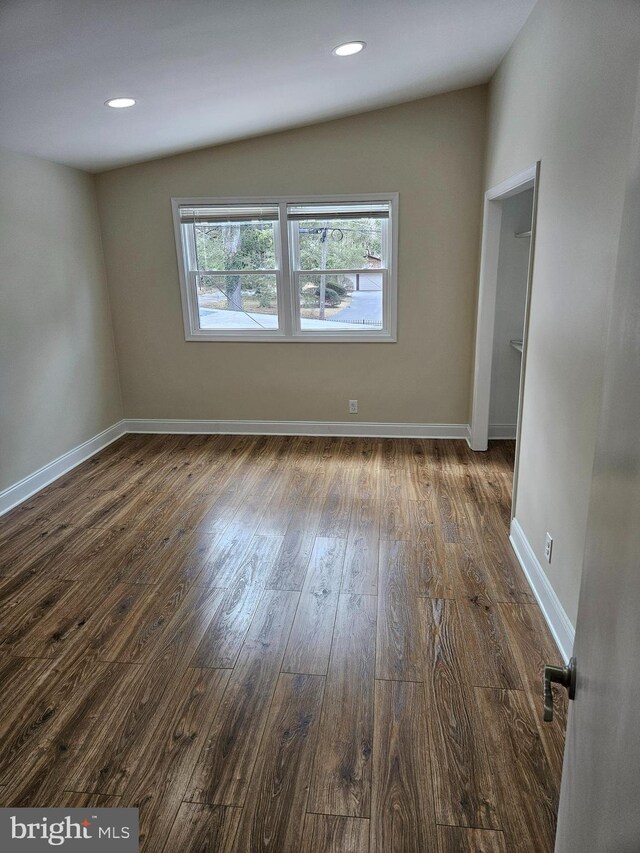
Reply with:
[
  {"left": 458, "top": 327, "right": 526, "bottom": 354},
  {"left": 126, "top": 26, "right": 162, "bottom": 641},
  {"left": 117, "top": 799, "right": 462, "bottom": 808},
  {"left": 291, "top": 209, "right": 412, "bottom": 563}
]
[{"left": 184, "top": 331, "right": 397, "bottom": 343}]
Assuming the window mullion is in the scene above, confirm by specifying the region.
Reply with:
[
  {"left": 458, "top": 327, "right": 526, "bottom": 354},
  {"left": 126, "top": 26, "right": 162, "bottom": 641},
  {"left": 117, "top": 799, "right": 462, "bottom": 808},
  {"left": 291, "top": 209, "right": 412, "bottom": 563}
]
[
  {"left": 289, "top": 219, "right": 303, "bottom": 335},
  {"left": 277, "top": 201, "right": 294, "bottom": 337}
]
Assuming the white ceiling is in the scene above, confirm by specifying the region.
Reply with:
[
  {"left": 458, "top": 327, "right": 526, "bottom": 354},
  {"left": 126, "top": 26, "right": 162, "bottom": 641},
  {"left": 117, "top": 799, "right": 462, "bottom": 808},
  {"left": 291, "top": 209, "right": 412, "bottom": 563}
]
[{"left": 0, "top": 0, "right": 536, "bottom": 172}]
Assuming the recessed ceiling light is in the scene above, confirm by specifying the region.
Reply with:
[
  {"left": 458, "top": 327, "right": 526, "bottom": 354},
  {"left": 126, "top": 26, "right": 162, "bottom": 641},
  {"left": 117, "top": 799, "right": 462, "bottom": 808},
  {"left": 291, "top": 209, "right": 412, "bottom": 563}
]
[
  {"left": 105, "top": 97, "right": 136, "bottom": 109},
  {"left": 332, "top": 41, "right": 366, "bottom": 57}
]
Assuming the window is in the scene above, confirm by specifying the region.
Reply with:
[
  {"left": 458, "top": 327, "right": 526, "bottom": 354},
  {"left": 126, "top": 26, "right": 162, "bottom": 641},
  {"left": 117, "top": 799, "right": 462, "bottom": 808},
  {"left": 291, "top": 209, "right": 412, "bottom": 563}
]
[{"left": 172, "top": 194, "right": 398, "bottom": 341}]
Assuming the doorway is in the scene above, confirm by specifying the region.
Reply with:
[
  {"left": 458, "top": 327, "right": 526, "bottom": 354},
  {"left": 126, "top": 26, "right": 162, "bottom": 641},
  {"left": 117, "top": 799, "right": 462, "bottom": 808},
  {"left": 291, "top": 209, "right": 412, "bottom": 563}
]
[{"left": 470, "top": 163, "right": 539, "bottom": 516}]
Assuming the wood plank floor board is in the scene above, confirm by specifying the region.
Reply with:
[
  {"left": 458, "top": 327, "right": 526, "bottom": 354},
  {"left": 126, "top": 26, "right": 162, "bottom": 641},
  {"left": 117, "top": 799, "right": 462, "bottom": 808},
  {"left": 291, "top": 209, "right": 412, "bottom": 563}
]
[
  {"left": 456, "top": 594, "right": 522, "bottom": 690},
  {"left": 155, "top": 465, "right": 221, "bottom": 506},
  {"left": 498, "top": 603, "right": 567, "bottom": 780},
  {"left": 41, "top": 525, "right": 145, "bottom": 583},
  {"left": 197, "top": 531, "right": 283, "bottom": 591},
  {"left": 0, "top": 574, "right": 79, "bottom": 646},
  {"left": 189, "top": 536, "right": 284, "bottom": 669},
  {"left": 226, "top": 491, "right": 271, "bottom": 532},
  {"left": 0, "top": 655, "right": 66, "bottom": 780},
  {"left": 474, "top": 472, "right": 513, "bottom": 521},
  {"left": 464, "top": 505, "right": 535, "bottom": 604},
  {"left": 342, "top": 499, "right": 380, "bottom": 595},
  {"left": 408, "top": 463, "right": 436, "bottom": 501},
  {"left": 380, "top": 466, "right": 424, "bottom": 503},
  {"left": 57, "top": 659, "right": 188, "bottom": 798},
  {"left": 232, "top": 673, "right": 325, "bottom": 852},
  {"left": 121, "top": 527, "right": 216, "bottom": 587},
  {"left": 48, "top": 487, "right": 150, "bottom": 530},
  {"left": 317, "top": 470, "right": 354, "bottom": 539},
  {"left": 285, "top": 495, "right": 324, "bottom": 538},
  {"left": 198, "top": 524, "right": 264, "bottom": 588},
  {"left": 77, "top": 578, "right": 209, "bottom": 664},
  {"left": 60, "top": 586, "right": 225, "bottom": 796},
  {"left": 437, "top": 826, "right": 508, "bottom": 853},
  {"left": 371, "top": 679, "right": 436, "bottom": 852},
  {"left": 195, "top": 464, "right": 247, "bottom": 500},
  {"left": 300, "top": 537, "right": 347, "bottom": 594},
  {"left": 6, "top": 579, "right": 144, "bottom": 661},
  {"left": 264, "top": 531, "right": 315, "bottom": 590},
  {"left": 0, "top": 660, "right": 141, "bottom": 803},
  {"left": 434, "top": 479, "right": 469, "bottom": 545},
  {"left": 476, "top": 687, "right": 558, "bottom": 853},
  {"left": 334, "top": 436, "right": 380, "bottom": 468},
  {"left": 256, "top": 475, "right": 306, "bottom": 537},
  {"left": 138, "top": 530, "right": 219, "bottom": 589},
  {"left": 414, "top": 528, "right": 461, "bottom": 600},
  {"left": 135, "top": 583, "right": 225, "bottom": 668},
  {"left": 190, "top": 584, "right": 261, "bottom": 670},
  {"left": 81, "top": 489, "right": 175, "bottom": 533},
  {"left": 142, "top": 460, "right": 216, "bottom": 498},
  {"left": 281, "top": 588, "right": 339, "bottom": 676},
  {"left": 52, "top": 523, "right": 173, "bottom": 585},
  {"left": 120, "top": 666, "right": 231, "bottom": 853},
  {"left": 0, "top": 521, "right": 78, "bottom": 577},
  {"left": 0, "top": 789, "right": 122, "bottom": 808},
  {"left": 379, "top": 498, "right": 413, "bottom": 541},
  {"left": 307, "top": 593, "right": 377, "bottom": 818},
  {"left": 0, "top": 505, "right": 50, "bottom": 539},
  {"left": 132, "top": 488, "right": 219, "bottom": 536},
  {"left": 161, "top": 803, "right": 242, "bottom": 853},
  {"left": 39, "top": 549, "right": 211, "bottom": 666},
  {"left": 0, "top": 487, "right": 97, "bottom": 531},
  {"left": 426, "top": 599, "right": 501, "bottom": 830},
  {"left": 279, "top": 530, "right": 346, "bottom": 676},
  {"left": 407, "top": 498, "right": 438, "bottom": 541},
  {"left": 29, "top": 455, "right": 121, "bottom": 496},
  {"left": 157, "top": 492, "right": 221, "bottom": 533},
  {"left": 350, "top": 464, "right": 381, "bottom": 502},
  {"left": 302, "top": 814, "right": 370, "bottom": 853},
  {"left": 376, "top": 540, "right": 428, "bottom": 682},
  {"left": 193, "top": 489, "right": 244, "bottom": 535},
  {"left": 185, "top": 588, "right": 300, "bottom": 806},
  {"left": 59, "top": 793, "right": 122, "bottom": 808},
  {"left": 287, "top": 458, "right": 324, "bottom": 495},
  {"left": 443, "top": 543, "right": 496, "bottom": 603},
  {"left": 4, "top": 573, "right": 124, "bottom": 659},
  {"left": 380, "top": 439, "right": 414, "bottom": 470}
]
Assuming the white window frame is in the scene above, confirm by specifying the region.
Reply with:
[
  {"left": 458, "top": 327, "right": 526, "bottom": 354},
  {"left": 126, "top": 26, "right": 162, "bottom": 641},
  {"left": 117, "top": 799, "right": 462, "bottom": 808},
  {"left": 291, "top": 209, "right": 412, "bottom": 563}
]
[{"left": 171, "top": 193, "right": 399, "bottom": 342}]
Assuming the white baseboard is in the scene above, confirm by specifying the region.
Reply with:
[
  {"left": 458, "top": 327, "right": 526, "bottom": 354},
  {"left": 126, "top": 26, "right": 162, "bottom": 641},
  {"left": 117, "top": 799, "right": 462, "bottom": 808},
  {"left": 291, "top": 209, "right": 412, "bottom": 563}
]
[
  {"left": 125, "top": 419, "right": 471, "bottom": 439},
  {"left": 466, "top": 424, "right": 516, "bottom": 448},
  {"left": 465, "top": 424, "right": 473, "bottom": 448},
  {"left": 489, "top": 423, "right": 517, "bottom": 439},
  {"left": 0, "top": 420, "right": 126, "bottom": 517},
  {"left": 509, "top": 517, "right": 575, "bottom": 662}
]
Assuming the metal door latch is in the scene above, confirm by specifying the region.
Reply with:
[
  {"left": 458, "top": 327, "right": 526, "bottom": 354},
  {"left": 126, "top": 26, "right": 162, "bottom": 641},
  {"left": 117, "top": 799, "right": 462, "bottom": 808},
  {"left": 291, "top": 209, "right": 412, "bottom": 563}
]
[{"left": 543, "top": 657, "right": 576, "bottom": 722}]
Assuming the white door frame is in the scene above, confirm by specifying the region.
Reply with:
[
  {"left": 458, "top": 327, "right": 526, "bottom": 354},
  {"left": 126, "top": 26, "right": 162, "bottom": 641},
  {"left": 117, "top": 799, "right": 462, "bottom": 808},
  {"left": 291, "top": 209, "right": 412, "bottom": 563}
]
[{"left": 469, "top": 164, "right": 540, "bottom": 487}]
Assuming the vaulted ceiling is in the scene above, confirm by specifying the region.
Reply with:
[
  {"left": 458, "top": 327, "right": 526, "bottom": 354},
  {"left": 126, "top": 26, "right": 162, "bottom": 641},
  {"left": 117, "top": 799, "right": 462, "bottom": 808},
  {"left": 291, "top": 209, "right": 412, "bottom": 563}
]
[{"left": 0, "top": 0, "right": 536, "bottom": 171}]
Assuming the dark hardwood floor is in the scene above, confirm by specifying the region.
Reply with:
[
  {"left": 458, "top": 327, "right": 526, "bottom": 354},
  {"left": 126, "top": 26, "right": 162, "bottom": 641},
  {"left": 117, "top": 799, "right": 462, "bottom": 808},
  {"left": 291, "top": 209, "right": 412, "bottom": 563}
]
[{"left": 0, "top": 434, "right": 567, "bottom": 852}]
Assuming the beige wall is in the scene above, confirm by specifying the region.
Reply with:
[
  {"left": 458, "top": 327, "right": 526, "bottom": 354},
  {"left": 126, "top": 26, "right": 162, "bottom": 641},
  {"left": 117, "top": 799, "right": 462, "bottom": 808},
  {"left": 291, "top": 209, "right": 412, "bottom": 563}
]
[
  {"left": 484, "top": 0, "right": 640, "bottom": 624},
  {"left": 96, "top": 88, "right": 487, "bottom": 425},
  {"left": 0, "top": 147, "right": 122, "bottom": 493}
]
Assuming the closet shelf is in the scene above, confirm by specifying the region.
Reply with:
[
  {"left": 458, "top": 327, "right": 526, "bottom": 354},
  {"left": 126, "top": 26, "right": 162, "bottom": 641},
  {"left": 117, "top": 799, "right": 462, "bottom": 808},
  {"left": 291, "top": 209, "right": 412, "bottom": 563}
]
[
  {"left": 515, "top": 230, "right": 532, "bottom": 238},
  {"left": 510, "top": 339, "right": 524, "bottom": 353}
]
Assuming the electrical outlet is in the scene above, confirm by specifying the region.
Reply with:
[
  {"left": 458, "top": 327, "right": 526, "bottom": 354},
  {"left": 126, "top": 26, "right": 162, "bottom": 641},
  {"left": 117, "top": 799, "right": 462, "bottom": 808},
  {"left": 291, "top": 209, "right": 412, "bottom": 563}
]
[
  {"left": 349, "top": 399, "right": 358, "bottom": 414},
  {"left": 544, "top": 532, "right": 553, "bottom": 563}
]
